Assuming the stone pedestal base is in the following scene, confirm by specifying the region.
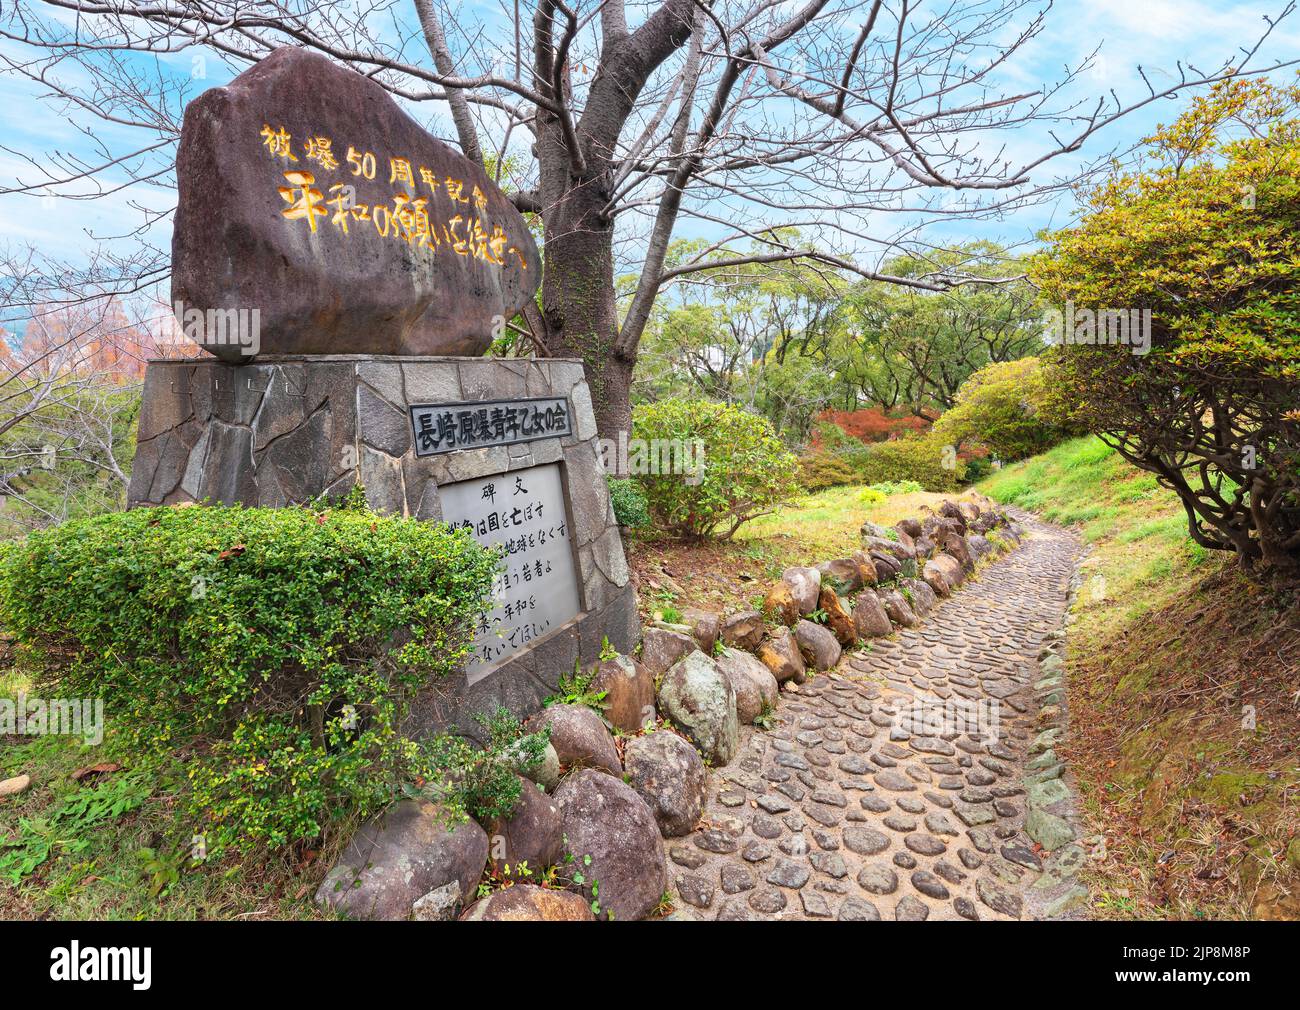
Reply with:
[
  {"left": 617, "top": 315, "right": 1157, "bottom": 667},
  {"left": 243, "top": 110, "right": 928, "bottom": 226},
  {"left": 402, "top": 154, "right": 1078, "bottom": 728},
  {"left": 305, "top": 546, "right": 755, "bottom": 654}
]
[{"left": 128, "top": 354, "right": 639, "bottom": 738}]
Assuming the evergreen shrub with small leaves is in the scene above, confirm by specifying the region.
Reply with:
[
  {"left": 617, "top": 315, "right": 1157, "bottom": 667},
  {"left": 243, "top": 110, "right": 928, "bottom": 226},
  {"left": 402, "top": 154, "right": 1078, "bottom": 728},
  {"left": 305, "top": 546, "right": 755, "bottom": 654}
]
[{"left": 0, "top": 497, "right": 500, "bottom": 854}]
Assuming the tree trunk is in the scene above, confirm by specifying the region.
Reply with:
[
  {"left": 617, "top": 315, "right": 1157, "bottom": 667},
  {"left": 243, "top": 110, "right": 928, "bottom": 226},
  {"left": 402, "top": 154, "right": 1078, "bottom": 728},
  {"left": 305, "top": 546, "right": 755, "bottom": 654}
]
[
  {"left": 538, "top": 153, "right": 636, "bottom": 450},
  {"left": 528, "top": 0, "right": 698, "bottom": 448}
]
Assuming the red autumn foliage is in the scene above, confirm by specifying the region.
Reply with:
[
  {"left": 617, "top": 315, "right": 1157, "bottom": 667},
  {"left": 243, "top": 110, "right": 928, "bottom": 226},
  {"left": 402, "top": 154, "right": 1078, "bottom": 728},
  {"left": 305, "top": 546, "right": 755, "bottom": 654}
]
[
  {"left": 810, "top": 408, "right": 929, "bottom": 448},
  {"left": 4, "top": 296, "right": 198, "bottom": 386}
]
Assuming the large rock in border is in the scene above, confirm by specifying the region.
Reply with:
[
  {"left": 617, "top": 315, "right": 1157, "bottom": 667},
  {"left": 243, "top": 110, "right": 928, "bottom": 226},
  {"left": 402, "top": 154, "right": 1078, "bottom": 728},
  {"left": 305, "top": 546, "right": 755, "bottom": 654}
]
[
  {"left": 588, "top": 653, "right": 655, "bottom": 733},
  {"left": 794, "top": 618, "right": 842, "bottom": 671},
  {"left": 850, "top": 551, "right": 880, "bottom": 586},
  {"left": 922, "top": 559, "right": 951, "bottom": 597},
  {"left": 762, "top": 580, "right": 801, "bottom": 627},
  {"left": 879, "top": 587, "right": 919, "bottom": 629},
  {"left": 714, "top": 646, "right": 779, "bottom": 724},
  {"left": 817, "top": 558, "right": 865, "bottom": 595},
  {"left": 624, "top": 730, "right": 708, "bottom": 837},
  {"left": 819, "top": 586, "right": 857, "bottom": 646},
  {"left": 460, "top": 882, "right": 596, "bottom": 921},
  {"left": 315, "top": 800, "right": 487, "bottom": 921},
  {"left": 869, "top": 551, "right": 902, "bottom": 581},
  {"left": 862, "top": 533, "right": 916, "bottom": 564},
  {"left": 657, "top": 650, "right": 739, "bottom": 765},
  {"left": 968, "top": 533, "right": 995, "bottom": 560},
  {"left": 904, "top": 577, "right": 938, "bottom": 617},
  {"left": 680, "top": 608, "right": 721, "bottom": 655},
  {"left": 927, "top": 553, "right": 965, "bottom": 593},
  {"left": 757, "top": 625, "right": 806, "bottom": 684},
  {"left": 780, "top": 566, "right": 822, "bottom": 615},
  {"left": 720, "top": 610, "right": 765, "bottom": 652},
  {"left": 639, "top": 627, "right": 698, "bottom": 676},
  {"left": 555, "top": 769, "right": 667, "bottom": 920},
  {"left": 943, "top": 533, "right": 975, "bottom": 572},
  {"left": 525, "top": 703, "right": 621, "bottom": 776},
  {"left": 938, "top": 500, "right": 969, "bottom": 534},
  {"left": 852, "top": 589, "right": 893, "bottom": 639},
  {"left": 481, "top": 777, "right": 565, "bottom": 874}
]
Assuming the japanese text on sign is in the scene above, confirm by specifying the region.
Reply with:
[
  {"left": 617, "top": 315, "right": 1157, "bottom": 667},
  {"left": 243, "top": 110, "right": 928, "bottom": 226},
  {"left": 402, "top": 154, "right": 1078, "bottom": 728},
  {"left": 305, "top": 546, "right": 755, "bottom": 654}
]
[
  {"left": 440, "top": 463, "right": 583, "bottom": 683},
  {"left": 410, "top": 396, "right": 572, "bottom": 457},
  {"left": 261, "top": 122, "right": 530, "bottom": 270}
]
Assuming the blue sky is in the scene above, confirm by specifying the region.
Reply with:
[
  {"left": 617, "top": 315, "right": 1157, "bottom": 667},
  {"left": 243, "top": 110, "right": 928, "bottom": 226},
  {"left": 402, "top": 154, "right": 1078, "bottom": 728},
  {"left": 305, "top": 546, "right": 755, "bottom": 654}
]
[{"left": 1, "top": 0, "right": 1297, "bottom": 277}]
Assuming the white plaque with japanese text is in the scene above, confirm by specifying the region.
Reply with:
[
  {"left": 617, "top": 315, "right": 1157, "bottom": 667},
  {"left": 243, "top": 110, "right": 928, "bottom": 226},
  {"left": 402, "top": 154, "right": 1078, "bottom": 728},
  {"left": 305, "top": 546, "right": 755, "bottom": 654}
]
[{"left": 439, "top": 462, "right": 583, "bottom": 684}]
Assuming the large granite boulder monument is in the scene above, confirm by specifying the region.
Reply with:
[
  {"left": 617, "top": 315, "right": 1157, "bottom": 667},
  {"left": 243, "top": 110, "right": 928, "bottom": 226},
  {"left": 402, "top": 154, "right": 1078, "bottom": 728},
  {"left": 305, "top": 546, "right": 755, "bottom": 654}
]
[
  {"left": 130, "top": 47, "right": 635, "bottom": 739},
  {"left": 172, "top": 46, "right": 540, "bottom": 361}
]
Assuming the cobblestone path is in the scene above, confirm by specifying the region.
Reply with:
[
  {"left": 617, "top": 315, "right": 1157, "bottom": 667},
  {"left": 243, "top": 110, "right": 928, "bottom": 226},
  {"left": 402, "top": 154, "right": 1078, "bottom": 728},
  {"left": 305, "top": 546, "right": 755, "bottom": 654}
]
[{"left": 666, "top": 514, "right": 1081, "bottom": 920}]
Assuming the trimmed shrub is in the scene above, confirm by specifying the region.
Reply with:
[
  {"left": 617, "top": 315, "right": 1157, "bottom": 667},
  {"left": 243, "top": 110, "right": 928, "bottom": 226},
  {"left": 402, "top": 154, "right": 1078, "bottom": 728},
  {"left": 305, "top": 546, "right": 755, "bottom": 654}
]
[
  {"left": 799, "top": 449, "right": 861, "bottom": 491},
  {"left": 930, "top": 357, "right": 1073, "bottom": 463},
  {"left": 854, "top": 435, "right": 962, "bottom": 492},
  {"left": 798, "top": 422, "right": 867, "bottom": 490},
  {"left": 606, "top": 475, "right": 651, "bottom": 529},
  {"left": 633, "top": 398, "right": 801, "bottom": 539},
  {"left": 0, "top": 500, "right": 499, "bottom": 854}
]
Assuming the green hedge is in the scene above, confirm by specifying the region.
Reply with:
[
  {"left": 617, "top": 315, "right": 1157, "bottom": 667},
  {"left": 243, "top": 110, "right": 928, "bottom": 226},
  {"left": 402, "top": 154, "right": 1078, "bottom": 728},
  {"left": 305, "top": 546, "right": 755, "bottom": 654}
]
[{"left": 0, "top": 499, "right": 499, "bottom": 854}]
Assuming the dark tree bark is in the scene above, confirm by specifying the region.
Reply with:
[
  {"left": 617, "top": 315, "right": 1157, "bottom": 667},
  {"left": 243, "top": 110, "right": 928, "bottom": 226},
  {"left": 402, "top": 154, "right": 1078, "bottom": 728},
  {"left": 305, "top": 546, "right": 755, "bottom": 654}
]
[{"left": 530, "top": 0, "right": 696, "bottom": 440}]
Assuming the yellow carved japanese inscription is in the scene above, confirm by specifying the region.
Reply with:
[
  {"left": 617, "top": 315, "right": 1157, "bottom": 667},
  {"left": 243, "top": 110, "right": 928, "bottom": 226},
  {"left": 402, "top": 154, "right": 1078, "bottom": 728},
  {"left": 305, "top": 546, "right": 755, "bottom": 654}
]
[
  {"left": 260, "top": 123, "right": 525, "bottom": 271},
  {"left": 278, "top": 170, "right": 326, "bottom": 232},
  {"left": 304, "top": 136, "right": 338, "bottom": 170},
  {"left": 260, "top": 124, "right": 297, "bottom": 161}
]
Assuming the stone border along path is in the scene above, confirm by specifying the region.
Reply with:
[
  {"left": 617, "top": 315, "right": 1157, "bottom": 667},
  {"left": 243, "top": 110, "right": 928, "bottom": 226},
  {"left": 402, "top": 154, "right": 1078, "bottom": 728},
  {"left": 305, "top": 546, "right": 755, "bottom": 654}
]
[{"left": 664, "top": 509, "right": 1088, "bottom": 921}]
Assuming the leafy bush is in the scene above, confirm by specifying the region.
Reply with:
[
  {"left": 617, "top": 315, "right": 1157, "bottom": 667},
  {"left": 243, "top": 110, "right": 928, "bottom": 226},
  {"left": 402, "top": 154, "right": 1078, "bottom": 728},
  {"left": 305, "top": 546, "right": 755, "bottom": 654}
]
[
  {"left": 606, "top": 475, "right": 651, "bottom": 529},
  {"left": 0, "top": 501, "right": 500, "bottom": 854},
  {"left": 799, "top": 449, "right": 861, "bottom": 491},
  {"left": 1032, "top": 78, "right": 1300, "bottom": 574},
  {"left": 798, "top": 424, "right": 869, "bottom": 491},
  {"left": 800, "top": 424, "right": 948, "bottom": 493},
  {"left": 633, "top": 398, "right": 801, "bottom": 539},
  {"left": 931, "top": 357, "right": 1075, "bottom": 463},
  {"left": 869, "top": 480, "right": 923, "bottom": 496},
  {"left": 853, "top": 435, "right": 962, "bottom": 492},
  {"left": 963, "top": 457, "right": 994, "bottom": 483},
  {"left": 411, "top": 707, "right": 550, "bottom": 823}
]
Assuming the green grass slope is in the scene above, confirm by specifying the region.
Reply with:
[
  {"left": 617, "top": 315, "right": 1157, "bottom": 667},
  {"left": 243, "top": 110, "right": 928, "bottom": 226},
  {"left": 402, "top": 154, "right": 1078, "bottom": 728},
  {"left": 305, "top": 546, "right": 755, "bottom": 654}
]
[{"left": 981, "top": 436, "right": 1300, "bottom": 920}]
